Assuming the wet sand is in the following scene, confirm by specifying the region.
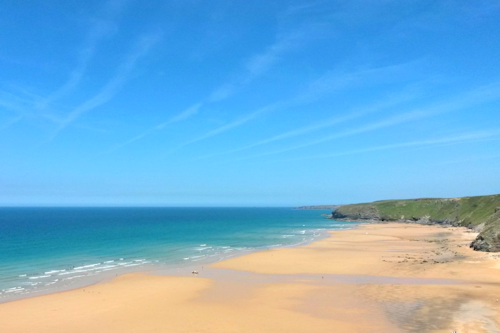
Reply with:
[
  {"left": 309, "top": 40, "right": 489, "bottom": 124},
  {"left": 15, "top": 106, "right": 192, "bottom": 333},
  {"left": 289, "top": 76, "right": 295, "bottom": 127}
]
[{"left": 1, "top": 223, "right": 499, "bottom": 332}]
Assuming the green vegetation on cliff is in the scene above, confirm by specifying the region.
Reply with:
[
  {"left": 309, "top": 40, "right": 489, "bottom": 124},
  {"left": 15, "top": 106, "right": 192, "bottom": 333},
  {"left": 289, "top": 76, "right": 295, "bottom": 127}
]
[{"left": 332, "top": 194, "right": 500, "bottom": 252}]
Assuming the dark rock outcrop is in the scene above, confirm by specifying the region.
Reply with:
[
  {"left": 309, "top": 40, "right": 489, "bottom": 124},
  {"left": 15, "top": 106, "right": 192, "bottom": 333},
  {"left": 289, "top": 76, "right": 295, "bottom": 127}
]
[{"left": 470, "top": 210, "right": 500, "bottom": 252}]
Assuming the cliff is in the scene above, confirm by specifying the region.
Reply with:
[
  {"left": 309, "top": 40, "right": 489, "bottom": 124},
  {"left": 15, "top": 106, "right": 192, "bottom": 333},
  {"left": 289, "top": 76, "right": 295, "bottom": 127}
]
[{"left": 331, "top": 194, "right": 500, "bottom": 252}]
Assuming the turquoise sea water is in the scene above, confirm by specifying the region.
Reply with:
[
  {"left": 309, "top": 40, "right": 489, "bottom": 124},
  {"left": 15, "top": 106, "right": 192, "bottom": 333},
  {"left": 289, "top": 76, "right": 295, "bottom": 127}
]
[{"left": 0, "top": 207, "right": 358, "bottom": 301}]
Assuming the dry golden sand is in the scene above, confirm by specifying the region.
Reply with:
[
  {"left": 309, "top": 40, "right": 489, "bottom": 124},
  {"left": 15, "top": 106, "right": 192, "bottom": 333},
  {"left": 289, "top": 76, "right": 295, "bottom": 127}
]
[{"left": 1, "top": 223, "right": 500, "bottom": 332}]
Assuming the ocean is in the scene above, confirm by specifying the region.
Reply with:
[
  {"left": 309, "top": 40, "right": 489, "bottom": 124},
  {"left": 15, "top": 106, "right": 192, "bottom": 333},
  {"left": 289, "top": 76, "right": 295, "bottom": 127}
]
[{"left": 0, "top": 207, "right": 358, "bottom": 302}]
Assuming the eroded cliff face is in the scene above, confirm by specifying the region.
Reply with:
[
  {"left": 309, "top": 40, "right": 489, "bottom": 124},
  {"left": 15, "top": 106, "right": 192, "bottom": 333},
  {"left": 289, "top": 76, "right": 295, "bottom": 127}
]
[
  {"left": 331, "top": 205, "right": 380, "bottom": 220},
  {"left": 330, "top": 195, "right": 500, "bottom": 252},
  {"left": 470, "top": 209, "right": 500, "bottom": 252}
]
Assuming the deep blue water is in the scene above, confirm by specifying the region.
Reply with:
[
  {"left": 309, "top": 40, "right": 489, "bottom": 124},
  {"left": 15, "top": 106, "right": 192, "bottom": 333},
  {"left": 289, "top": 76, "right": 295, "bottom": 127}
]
[{"left": 0, "top": 207, "right": 357, "bottom": 300}]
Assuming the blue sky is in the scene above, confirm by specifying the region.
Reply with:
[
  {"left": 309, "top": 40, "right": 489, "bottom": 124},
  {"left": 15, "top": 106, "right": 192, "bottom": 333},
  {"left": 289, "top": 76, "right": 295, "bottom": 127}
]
[{"left": 1, "top": 0, "right": 500, "bottom": 206}]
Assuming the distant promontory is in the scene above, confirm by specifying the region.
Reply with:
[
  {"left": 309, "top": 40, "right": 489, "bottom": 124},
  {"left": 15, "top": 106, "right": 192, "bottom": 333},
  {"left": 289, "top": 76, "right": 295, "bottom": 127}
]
[
  {"left": 294, "top": 205, "right": 341, "bottom": 210},
  {"left": 328, "top": 194, "right": 500, "bottom": 252}
]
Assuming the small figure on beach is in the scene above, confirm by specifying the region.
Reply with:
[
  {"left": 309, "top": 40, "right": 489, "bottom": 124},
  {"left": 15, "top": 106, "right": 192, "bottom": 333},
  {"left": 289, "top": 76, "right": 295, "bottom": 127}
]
[{"left": 192, "top": 270, "right": 199, "bottom": 275}]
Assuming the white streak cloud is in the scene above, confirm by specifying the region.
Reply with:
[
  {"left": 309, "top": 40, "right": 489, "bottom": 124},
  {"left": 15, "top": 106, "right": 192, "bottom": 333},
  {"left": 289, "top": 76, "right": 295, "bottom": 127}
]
[
  {"left": 194, "top": 91, "right": 416, "bottom": 161},
  {"left": 208, "top": 30, "right": 304, "bottom": 103},
  {"left": 36, "top": 0, "right": 129, "bottom": 110},
  {"left": 50, "top": 33, "right": 160, "bottom": 139},
  {"left": 295, "top": 130, "right": 500, "bottom": 161},
  {"left": 110, "top": 102, "right": 202, "bottom": 152},
  {"left": 228, "top": 81, "right": 500, "bottom": 162},
  {"left": 115, "top": 28, "right": 307, "bottom": 151}
]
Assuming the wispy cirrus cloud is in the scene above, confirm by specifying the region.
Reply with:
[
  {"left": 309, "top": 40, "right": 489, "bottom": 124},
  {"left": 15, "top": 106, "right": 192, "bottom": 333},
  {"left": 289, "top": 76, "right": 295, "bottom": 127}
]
[
  {"left": 297, "top": 60, "right": 424, "bottom": 103},
  {"left": 180, "top": 61, "right": 424, "bottom": 153},
  {"left": 231, "top": 110, "right": 432, "bottom": 161},
  {"left": 36, "top": 0, "right": 130, "bottom": 111},
  {"left": 289, "top": 129, "right": 500, "bottom": 162},
  {"left": 0, "top": 89, "right": 38, "bottom": 125},
  {"left": 108, "top": 102, "right": 202, "bottom": 152},
  {"left": 112, "top": 22, "right": 419, "bottom": 153},
  {"left": 208, "top": 31, "right": 304, "bottom": 102},
  {"left": 49, "top": 32, "right": 161, "bottom": 140},
  {"left": 180, "top": 101, "right": 283, "bottom": 149},
  {"left": 225, "top": 81, "right": 500, "bottom": 162},
  {"left": 193, "top": 90, "right": 417, "bottom": 161},
  {"left": 0, "top": 115, "right": 23, "bottom": 131},
  {"left": 0, "top": 88, "right": 37, "bottom": 111},
  {"left": 113, "top": 26, "right": 309, "bottom": 152},
  {"left": 431, "top": 152, "right": 500, "bottom": 166},
  {"left": 111, "top": 100, "right": 206, "bottom": 153}
]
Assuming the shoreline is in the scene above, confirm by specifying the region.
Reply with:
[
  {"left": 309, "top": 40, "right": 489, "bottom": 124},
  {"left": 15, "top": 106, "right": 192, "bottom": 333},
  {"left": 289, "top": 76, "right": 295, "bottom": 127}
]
[
  {"left": 1, "top": 223, "right": 499, "bottom": 332},
  {"left": 0, "top": 221, "right": 355, "bottom": 304}
]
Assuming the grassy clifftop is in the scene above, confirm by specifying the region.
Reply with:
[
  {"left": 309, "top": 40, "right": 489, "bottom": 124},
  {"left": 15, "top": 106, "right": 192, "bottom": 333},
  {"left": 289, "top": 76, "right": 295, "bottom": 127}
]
[{"left": 332, "top": 194, "right": 500, "bottom": 252}]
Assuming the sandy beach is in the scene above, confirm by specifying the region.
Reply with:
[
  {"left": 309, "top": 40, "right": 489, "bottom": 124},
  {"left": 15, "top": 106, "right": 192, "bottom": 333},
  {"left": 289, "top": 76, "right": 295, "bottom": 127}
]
[{"left": 1, "top": 223, "right": 499, "bottom": 332}]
